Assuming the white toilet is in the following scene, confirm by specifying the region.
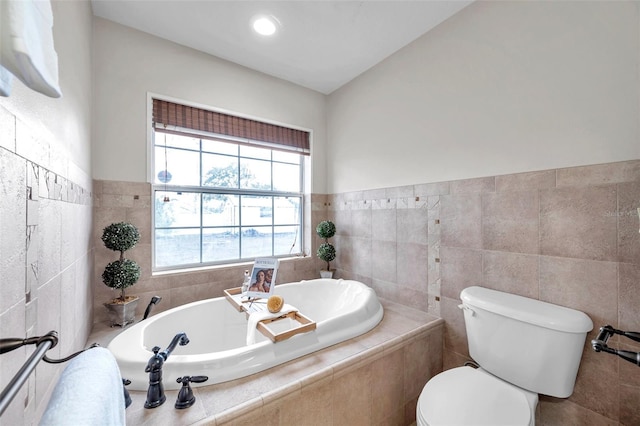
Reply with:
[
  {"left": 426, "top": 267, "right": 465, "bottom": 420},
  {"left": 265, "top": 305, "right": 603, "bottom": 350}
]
[{"left": 417, "top": 286, "right": 593, "bottom": 426}]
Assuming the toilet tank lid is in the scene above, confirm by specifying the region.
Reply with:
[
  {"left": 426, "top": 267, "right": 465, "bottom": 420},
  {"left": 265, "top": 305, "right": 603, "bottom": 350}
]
[{"left": 460, "top": 286, "right": 593, "bottom": 333}]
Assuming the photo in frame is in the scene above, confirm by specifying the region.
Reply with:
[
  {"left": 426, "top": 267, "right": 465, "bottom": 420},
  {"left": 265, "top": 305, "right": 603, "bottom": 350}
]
[{"left": 246, "top": 257, "right": 279, "bottom": 299}]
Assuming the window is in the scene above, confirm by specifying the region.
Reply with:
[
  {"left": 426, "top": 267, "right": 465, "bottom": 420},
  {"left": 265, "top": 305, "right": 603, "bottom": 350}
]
[{"left": 151, "top": 99, "right": 309, "bottom": 271}]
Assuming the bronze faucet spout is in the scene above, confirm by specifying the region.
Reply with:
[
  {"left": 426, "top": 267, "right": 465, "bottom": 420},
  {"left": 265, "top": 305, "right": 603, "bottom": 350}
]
[
  {"left": 144, "top": 332, "right": 189, "bottom": 409},
  {"left": 160, "top": 332, "right": 189, "bottom": 360}
]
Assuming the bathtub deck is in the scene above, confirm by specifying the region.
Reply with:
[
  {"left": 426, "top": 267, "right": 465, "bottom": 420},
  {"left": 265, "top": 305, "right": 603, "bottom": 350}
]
[{"left": 88, "top": 298, "right": 443, "bottom": 425}]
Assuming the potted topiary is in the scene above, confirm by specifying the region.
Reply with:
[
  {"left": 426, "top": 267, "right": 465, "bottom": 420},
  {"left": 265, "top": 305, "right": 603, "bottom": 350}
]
[
  {"left": 316, "top": 220, "right": 336, "bottom": 278},
  {"left": 102, "top": 222, "right": 141, "bottom": 327}
]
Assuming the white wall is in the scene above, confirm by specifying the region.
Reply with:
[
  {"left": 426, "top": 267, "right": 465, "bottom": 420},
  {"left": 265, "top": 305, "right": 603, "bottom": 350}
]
[
  {"left": 1, "top": 0, "right": 93, "bottom": 188},
  {"left": 327, "top": 1, "right": 640, "bottom": 194},
  {"left": 92, "top": 18, "right": 327, "bottom": 193}
]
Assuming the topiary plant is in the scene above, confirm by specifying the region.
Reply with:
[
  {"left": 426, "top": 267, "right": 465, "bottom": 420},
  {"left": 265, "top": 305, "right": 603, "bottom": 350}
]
[
  {"left": 101, "top": 222, "right": 141, "bottom": 302},
  {"left": 316, "top": 220, "right": 336, "bottom": 272}
]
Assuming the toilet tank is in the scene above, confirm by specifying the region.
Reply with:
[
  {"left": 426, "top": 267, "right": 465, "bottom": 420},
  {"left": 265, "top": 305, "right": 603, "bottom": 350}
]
[{"left": 460, "top": 286, "right": 593, "bottom": 398}]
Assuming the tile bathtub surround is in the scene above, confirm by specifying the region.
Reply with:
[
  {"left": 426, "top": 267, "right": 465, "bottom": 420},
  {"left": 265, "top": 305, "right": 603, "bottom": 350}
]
[
  {"left": 328, "top": 159, "right": 640, "bottom": 425},
  {"left": 87, "top": 298, "right": 443, "bottom": 426},
  {"left": 91, "top": 159, "right": 639, "bottom": 424}
]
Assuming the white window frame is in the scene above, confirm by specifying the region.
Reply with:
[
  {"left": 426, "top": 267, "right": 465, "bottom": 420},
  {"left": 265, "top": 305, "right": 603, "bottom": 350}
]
[{"left": 147, "top": 94, "right": 310, "bottom": 272}]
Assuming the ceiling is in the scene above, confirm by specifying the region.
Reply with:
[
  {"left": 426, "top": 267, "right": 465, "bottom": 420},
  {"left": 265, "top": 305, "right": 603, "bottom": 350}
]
[{"left": 91, "top": 1, "right": 473, "bottom": 94}]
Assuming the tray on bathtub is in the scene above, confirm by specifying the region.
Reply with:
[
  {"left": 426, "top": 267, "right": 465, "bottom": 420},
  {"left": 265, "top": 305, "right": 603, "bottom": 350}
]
[
  {"left": 224, "top": 287, "right": 316, "bottom": 343},
  {"left": 224, "top": 287, "right": 248, "bottom": 312},
  {"left": 257, "top": 311, "right": 316, "bottom": 343}
]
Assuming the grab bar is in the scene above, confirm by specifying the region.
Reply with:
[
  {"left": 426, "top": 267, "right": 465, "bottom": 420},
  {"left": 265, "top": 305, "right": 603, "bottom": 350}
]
[{"left": 0, "top": 331, "right": 59, "bottom": 416}]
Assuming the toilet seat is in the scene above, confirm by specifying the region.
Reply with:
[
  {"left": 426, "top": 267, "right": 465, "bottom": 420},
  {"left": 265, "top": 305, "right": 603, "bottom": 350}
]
[{"left": 417, "top": 366, "right": 536, "bottom": 426}]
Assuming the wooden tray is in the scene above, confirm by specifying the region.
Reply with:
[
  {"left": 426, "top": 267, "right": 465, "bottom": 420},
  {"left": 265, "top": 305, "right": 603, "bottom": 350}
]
[
  {"left": 223, "top": 287, "right": 245, "bottom": 311},
  {"left": 257, "top": 311, "right": 315, "bottom": 343},
  {"left": 223, "top": 287, "right": 316, "bottom": 343}
]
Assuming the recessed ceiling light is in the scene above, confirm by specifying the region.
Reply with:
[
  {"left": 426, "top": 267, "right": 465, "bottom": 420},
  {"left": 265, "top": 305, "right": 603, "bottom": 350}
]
[{"left": 252, "top": 15, "right": 278, "bottom": 36}]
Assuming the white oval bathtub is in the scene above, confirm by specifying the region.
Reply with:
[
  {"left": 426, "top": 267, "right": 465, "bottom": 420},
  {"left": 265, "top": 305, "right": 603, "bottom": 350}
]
[{"left": 107, "top": 278, "right": 384, "bottom": 391}]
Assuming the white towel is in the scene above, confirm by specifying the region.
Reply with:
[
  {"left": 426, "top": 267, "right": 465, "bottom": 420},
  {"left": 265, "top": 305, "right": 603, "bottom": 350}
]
[
  {"left": 246, "top": 303, "right": 297, "bottom": 345},
  {"left": 0, "top": 66, "right": 13, "bottom": 96},
  {"left": 0, "top": 0, "right": 62, "bottom": 98},
  {"left": 40, "top": 347, "right": 125, "bottom": 426}
]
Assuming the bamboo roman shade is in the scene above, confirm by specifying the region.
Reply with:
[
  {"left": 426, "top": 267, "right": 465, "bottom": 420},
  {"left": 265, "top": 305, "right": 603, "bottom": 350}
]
[{"left": 153, "top": 99, "right": 310, "bottom": 155}]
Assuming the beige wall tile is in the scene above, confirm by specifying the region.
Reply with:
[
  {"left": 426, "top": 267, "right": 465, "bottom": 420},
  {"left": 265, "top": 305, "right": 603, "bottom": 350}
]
[
  {"left": 556, "top": 160, "right": 640, "bottom": 187},
  {"left": 351, "top": 236, "right": 373, "bottom": 278},
  {"left": 540, "top": 185, "right": 618, "bottom": 261},
  {"left": 101, "top": 179, "right": 150, "bottom": 196},
  {"left": 371, "top": 240, "right": 397, "bottom": 283},
  {"left": 440, "top": 247, "right": 482, "bottom": 299},
  {"left": 397, "top": 208, "right": 428, "bottom": 244},
  {"left": 351, "top": 207, "right": 372, "bottom": 239},
  {"left": 414, "top": 181, "right": 450, "bottom": 197},
  {"left": 91, "top": 158, "right": 637, "bottom": 425},
  {"left": 617, "top": 181, "right": 640, "bottom": 264},
  {"left": 372, "top": 208, "right": 396, "bottom": 242},
  {"left": 371, "top": 349, "right": 404, "bottom": 424},
  {"left": 441, "top": 296, "right": 467, "bottom": 355},
  {"left": 495, "top": 169, "right": 556, "bottom": 192},
  {"left": 538, "top": 396, "right": 616, "bottom": 426},
  {"left": 619, "top": 263, "right": 640, "bottom": 333},
  {"left": 619, "top": 341, "right": 640, "bottom": 387},
  {"left": 443, "top": 351, "right": 470, "bottom": 372},
  {"left": 403, "top": 330, "right": 442, "bottom": 402},
  {"left": 440, "top": 193, "right": 483, "bottom": 249},
  {"left": 332, "top": 364, "right": 372, "bottom": 425},
  {"left": 450, "top": 176, "right": 495, "bottom": 194},
  {"left": 539, "top": 256, "right": 617, "bottom": 331},
  {"left": 571, "top": 347, "right": 620, "bottom": 421},
  {"left": 620, "top": 384, "right": 640, "bottom": 426},
  {"left": 483, "top": 251, "right": 539, "bottom": 299},
  {"left": 483, "top": 190, "right": 540, "bottom": 254},
  {"left": 396, "top": 242, "right": 428, "bottom": 290},
  {"left": 278, "top": 379, "right": 333, "bottom": 425}
]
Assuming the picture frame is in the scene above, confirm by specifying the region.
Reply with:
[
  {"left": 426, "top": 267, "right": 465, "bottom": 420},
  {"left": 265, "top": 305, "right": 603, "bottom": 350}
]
[{"left": 246, "top": 257, "right": 279, "bottom": 299}]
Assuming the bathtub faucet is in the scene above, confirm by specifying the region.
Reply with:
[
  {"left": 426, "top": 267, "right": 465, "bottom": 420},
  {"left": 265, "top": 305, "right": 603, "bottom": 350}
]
[
  {"left": 162, "top": 332, "right": 189, "bottom": 358},
  {"left": 144, "top": 332, "right": 189, "bottom": 408},
  {"left": 142, "top": 296, "right": 162, "bottom": 320}
]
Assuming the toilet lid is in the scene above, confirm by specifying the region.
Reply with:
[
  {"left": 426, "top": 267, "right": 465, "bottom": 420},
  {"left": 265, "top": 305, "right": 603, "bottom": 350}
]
[{"left": 417, "top": 367, "right": 531, "bottom": 426}]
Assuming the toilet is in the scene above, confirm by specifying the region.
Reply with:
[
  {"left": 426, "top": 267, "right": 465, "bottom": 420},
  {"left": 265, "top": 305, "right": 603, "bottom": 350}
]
[{"left": 417, "top": 286, "right": 593, "bottom": 426}]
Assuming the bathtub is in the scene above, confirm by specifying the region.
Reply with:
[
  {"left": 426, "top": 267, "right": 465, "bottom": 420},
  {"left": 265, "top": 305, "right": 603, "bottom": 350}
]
[{"left": 107, "top": 278, "right": 384, "bottom": 391}]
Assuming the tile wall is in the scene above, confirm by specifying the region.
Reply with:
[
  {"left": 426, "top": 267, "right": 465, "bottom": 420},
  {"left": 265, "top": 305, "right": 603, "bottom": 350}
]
[
  {"left": 328, "top": 160, "right": 640, "bottom": 425},
  {"left": 91, "top": 180, "right": 323, "bottom": 324},
  {"left": 91, "top": 159, "right": 639, "bottom": 425},
  {"left": 0, "top": 105, "right": 93, "bottom": 424},
  {"left": 218, "top": 320, "right": 443, "bottom": 426}
]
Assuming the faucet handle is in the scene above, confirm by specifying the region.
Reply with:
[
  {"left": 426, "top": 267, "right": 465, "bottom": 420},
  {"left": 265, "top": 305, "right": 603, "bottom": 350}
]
[
  {"left": 190, "top": 375, "right": 209, "bottom": 384},
  {"left": 175, "top": 375, "right": 208, "bottom": 409},
  {"left": 151, "top": 346, "right": 161, "bottom": 354},
  {"left": 176, "top": 375, "right": 208, "bottom": 384}
]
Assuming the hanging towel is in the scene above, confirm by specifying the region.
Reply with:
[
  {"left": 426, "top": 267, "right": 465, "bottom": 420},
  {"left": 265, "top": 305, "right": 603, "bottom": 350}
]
[
  {"left": 0, "top": 0, "right": 62, "bottom": 98},
  {"left": 246, "top": 304, "right": 297, "bottom": 346},
  {"left": 39, "top": 347, "right": 125, "bottom": 426},
  {"left": 0, "top": 66, "right": 13, "bottom": 96}
]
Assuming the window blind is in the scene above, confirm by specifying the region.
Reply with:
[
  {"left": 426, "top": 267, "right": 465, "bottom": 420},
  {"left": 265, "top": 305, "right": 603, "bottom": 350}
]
[{"left": 152, "top": 99, "right": 310, "bottom": 155}]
